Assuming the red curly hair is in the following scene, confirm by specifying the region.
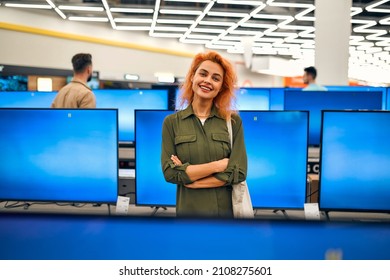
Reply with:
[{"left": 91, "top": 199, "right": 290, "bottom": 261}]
[{"left": 178, "top": 51, "right": 237, "bottom": 120}]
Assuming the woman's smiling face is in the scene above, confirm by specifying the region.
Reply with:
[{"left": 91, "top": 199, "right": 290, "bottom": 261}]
[{"left": 192, "top": 60, "right": 224, "bottom": 102}]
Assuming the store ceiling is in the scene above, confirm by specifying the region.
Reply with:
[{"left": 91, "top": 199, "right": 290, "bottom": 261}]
[{"left": 1, "top": 0, "right": 390, "bottom": 81}]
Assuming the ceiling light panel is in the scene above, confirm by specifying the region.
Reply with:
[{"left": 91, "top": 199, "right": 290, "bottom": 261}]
[
  {"left": 58, "top": 6, "right": 104, "bottom": 12},
  {"left": 159, "top": 9, "right": 203, "bottom": 15},
  {"left": 110, "top": 8, "right": 154, "bottom": 13},
  {"left": 115, "top": 26, "right": 151, "bottom": 31},
  {"left": 199, "top": 20, "right": 234, "bottom": 26},
  {"left": 5, "top": 3, "right": 52, "bottom": 9},
  {"left": 157, "top": 19, "right": 195, "bottom": 24},
  {"left": 68, "top": 17, "right": 109, "bottom": 22},
  {"left": 114, "top": 18, "right": 153, "bottom": 23},
  {"left": 165, "top": 0, "right": 211, "bottom": 2},
  {"left": 45, "top": 0, "right": 66, "bottom": 19}
]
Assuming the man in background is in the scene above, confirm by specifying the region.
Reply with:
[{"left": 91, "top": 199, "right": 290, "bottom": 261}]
[
  {"left": 51, "top": 53, "right": 96, "bottom": 108},
  {"left": 302, "top": 66, "right": 327, "bottom": 91}
]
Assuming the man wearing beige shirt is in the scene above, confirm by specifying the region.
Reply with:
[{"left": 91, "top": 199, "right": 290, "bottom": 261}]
[{"left": 51, "top": 53, "right": 96, "bottom": 108}]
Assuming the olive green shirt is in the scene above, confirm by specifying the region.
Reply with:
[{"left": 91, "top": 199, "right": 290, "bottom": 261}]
[{"left": 161, "top": 105, "right": 247, "bottom": 217}]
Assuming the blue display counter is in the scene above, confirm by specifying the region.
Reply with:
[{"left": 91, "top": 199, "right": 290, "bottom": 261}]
[{"left": 0, "top": 213, "right": 389, "bottom": 260}]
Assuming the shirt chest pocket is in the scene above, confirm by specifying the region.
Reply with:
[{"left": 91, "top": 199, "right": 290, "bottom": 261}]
[
  {"left": 211, "top": 133, "right": 231, "bottom": 159},
  {"left": 175, "top": 134, "right": 197, "bottom": 163}
]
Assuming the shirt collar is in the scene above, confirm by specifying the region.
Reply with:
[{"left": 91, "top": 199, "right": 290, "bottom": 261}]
[
  {"left": 180, "top": 103, "right": 224, "bottom": 120},
  {"left": 71, "top": 79, "right": 91, "bottom": 90}
]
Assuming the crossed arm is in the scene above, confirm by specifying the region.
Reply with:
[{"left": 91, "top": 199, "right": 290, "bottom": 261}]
[{"left": 170, "top": 155, "right": 228, "bottom": 189}]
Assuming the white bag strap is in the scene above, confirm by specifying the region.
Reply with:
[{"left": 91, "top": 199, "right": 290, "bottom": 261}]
[{"left": 226, "top": 118, "right": 233, "bottom": 147}]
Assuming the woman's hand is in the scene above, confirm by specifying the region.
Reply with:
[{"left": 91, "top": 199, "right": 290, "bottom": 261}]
[{"left": 171, "top": 155, "right": 182, "bottom": 166}]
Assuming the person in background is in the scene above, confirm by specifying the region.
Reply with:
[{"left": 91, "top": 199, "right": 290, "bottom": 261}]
[
  {"left": 161, "top": 51, "right": 247, "bottom": 218},
  {"left": 51, "top": 53, "right": 96, "bottom": 108},
  {"left": 302, "top": 66, "right": 327, "bottom": 91}
]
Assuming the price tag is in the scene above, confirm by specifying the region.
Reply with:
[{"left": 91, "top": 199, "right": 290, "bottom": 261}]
[
  {"left": 115, "top": 196, "right": 130, "bottom": 215},
  {"left": 304, "top": 203, "right": 321, "bottom": 220}
]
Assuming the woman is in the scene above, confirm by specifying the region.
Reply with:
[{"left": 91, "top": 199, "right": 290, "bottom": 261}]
[{"left": 161, "top": 51, "right": 247, "bottom": 218}]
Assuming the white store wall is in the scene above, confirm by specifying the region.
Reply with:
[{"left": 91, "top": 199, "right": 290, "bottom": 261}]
[{"left": 0, "top": 8, "right": 283, "bottom": 87}]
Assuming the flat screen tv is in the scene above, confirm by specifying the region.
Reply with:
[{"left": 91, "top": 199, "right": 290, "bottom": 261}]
[
  {"left": 94, "top": 89, "right": 169, "bottom": 145},
  {"left": 0, "top": 75, "right": 28, "bottom": 91},
  {"left": 284, "top": 90, "right": 384, "bottom": 146},
  {"left": 0, "top": 108, "right": 118, "bottom": 203},
  {"left": 234, "top": 88, "right": 270, "bottom": 110},
  {"left": 135, "top": 110, "right": 175, "bottom": 206},
  {"left": 319, "top": 110, "right": 390, "bottom": 212},
  {"left": 325, "top": 86, "right": 387, "bottom": 108},
  {"left": 0, "top": 91, "right": 57, "bottom": 108},
  {"left": 135, "top": 110, "right": 308, "bottom": 209},
  {"left": 269, "top": 87, "right": 284, "bottom": 110},
  {"left": 241, "top": 111, "right": 309, "bottom": 209}
]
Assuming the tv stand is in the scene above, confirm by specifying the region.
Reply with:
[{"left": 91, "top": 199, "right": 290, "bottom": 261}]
[
  {"left": 273, "top": 209, "right": 289, "bottom": 219},
  {"left": 323, "top": 211, "right": 330, "bottom": 221},
  {"left": 151, "top": 206, "right": 167, "bottom": 216}
]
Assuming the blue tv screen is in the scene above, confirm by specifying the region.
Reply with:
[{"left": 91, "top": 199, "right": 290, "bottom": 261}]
[
  {"left": 0, "top": 75, "right": 28, "bottom": 91},
  {"left": 0, "top": 108, "right": 118, "bottom": 203},
  {"left": 320, "top": 111, "right": 390, "bottom": 212},
  {"left": 325, "top": 86, "right": 387, "bottom": 108},
  {"left": 135, "top": 110, "right": 175, "bottom": 206},
  {"left": 94, "top": 89, "right": 168, "bottom": 144},
  {"left": 235, "top": 88, "right": 270, "bottom": 110},
  {"left": 387, "top": 88, "right": 390, "bottom": 110},
  {"left": 269, "top": 87, "right": 285, "bottom": 110},
  {"left": 135, "top": 110, "right": 308, "bottom": 209},
  {"left": 241, "top": 111, "right": 309, "bottom": 209},
  {"left": 284, "top": 90, "right": 384, "bottom": 146},
  {"left": 0, "top": 91, "right": 57, "bottom": 108}
]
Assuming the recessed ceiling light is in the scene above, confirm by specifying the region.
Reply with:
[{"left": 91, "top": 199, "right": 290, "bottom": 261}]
[
  {"left": 58, "top": 5, "right": 104, "bottom": 12},
  {"left": 68, "top": 17, "right": 109, "bottom": 22},
  {"left": 5, "top": 3, "right": 51, "bottom": 9},
  {"left": 110, "top": 8, "right": 154, "bottom": 13},
  {"left": 159, "top": 9, "right": 202, "bottom": 15},
  {"left": 124, "top": 74, "right": 140, "bottom": 81}
]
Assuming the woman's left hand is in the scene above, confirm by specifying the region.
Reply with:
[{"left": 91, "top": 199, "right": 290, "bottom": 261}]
[{"left": 171, "top": 155, "right": 183, "bottom": 166}]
